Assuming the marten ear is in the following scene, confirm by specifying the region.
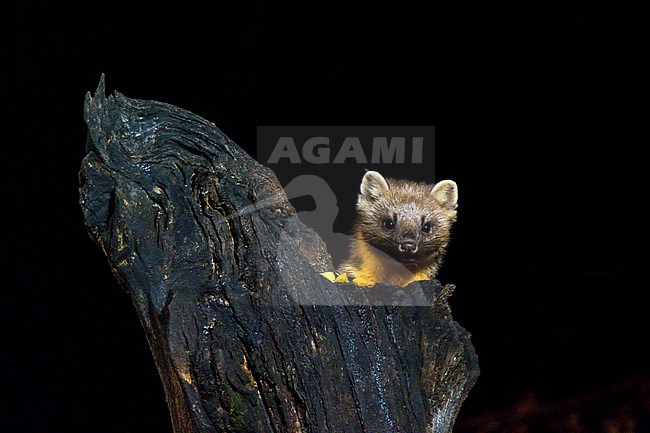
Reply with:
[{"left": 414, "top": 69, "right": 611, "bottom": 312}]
[
  {"left": 360, "top": 171, "right": 390, "bottom": 201},
  {"left": 431, "top": 180, "right": 458, "bottom": 210}
]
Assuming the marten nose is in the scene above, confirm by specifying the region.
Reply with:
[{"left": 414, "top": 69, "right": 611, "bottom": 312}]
[{"left": 399, "top": 241, "right": 417, "bottom": 253}]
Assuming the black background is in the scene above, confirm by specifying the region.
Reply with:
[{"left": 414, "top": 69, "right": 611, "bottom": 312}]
[{"left": 3, "top": 2, "right": 649, "bottom": 432}]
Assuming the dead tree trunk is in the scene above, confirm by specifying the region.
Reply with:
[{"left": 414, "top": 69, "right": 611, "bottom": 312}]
[{"left": 79, "top": 76, "right": 479, "bottom": 433}]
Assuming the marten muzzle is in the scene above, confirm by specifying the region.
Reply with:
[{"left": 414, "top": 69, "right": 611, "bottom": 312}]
[{"left": 398, "top": 241, "right": 418, "bottom": 253}]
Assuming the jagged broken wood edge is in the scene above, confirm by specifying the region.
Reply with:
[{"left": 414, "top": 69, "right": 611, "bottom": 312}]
[{"left": 79, "top": 75, "right": 479, "bottom": 433}]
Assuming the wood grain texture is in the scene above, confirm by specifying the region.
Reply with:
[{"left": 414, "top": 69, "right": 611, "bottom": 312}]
[{"left": 79, "top": 76, "right": 479, "bottom": 433}]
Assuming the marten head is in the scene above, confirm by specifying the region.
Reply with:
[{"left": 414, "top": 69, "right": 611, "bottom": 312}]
[{"left": 353, "top": 171, "right": 458, "bottom": 268}]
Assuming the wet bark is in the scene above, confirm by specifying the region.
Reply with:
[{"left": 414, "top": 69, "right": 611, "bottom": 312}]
[{"left": 79, "top": 76, "right": 479, "bottom": 433}]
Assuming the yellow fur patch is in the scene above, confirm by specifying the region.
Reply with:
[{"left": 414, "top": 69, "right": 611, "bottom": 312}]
[
  {"left": 335, "top": 273, "right": 349, "bottom": 283},
  {"left": 351, "top": 275, "right": 376, "bottom": 287},
  {"left": 320, "top": 271, "right": 350, "bottom": 283}
]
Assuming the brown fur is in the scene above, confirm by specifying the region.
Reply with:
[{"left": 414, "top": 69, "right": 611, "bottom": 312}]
[{"left": 338, "top": 171, "right": 458, "bottom": 287}]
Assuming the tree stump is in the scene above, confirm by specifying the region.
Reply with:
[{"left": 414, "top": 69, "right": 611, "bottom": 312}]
[{"left": 79, "top": 76, "right": 479, "bottom": 433}]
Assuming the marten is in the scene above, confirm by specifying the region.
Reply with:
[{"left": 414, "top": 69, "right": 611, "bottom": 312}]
[{"left": 338, "top": 171, "right": 458, "bottom": 287}]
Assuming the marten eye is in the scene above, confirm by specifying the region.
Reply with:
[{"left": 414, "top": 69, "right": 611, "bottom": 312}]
[
  {"left": 421, "top": 222, "right": 432, "bottom": 233},
  {"left": 383, "top": 219, "right": 396, "bottom": 230}
]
